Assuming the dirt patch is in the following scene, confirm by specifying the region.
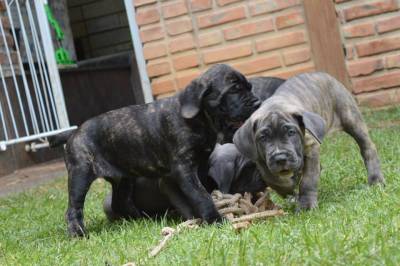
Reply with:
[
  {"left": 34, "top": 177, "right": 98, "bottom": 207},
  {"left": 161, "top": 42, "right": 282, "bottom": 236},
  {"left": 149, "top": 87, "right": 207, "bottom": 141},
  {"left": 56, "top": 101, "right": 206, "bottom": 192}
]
[{"left": 0, "top": 160, "right": 67, "bottom": 198}]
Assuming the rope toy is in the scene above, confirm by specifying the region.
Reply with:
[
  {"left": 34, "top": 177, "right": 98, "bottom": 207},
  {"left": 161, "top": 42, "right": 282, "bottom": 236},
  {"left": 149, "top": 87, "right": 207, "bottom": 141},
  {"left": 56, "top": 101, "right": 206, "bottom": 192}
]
[{"left": 148, "top": 188, "right": 285, "bottom": 257}]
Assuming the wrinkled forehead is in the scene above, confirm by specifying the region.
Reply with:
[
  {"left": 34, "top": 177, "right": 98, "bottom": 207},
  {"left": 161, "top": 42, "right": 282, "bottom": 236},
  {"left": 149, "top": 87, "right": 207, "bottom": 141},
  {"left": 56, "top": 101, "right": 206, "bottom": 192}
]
[{"left": 256, "top": 111, "right": 295, "bottom": 130}]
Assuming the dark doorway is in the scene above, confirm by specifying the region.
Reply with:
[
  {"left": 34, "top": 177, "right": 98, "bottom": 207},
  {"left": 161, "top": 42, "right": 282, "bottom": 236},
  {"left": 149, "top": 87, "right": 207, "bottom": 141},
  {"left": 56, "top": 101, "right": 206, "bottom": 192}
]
[
  {"left": 67, "top": 0, "right": 133, "bottom": 60},
  {"left": 60, "top": 0, "right": 144, "bottom": 125}
]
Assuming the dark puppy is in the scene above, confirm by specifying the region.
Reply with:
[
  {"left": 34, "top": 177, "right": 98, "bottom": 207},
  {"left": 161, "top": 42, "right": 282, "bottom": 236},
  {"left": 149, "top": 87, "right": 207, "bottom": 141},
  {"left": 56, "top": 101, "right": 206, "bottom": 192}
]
[
  {"left": 58, "top": 64, "right": 260, "bottom": 237},
  {"left": 234, "top": 72, "right": 384, "bottom": 209}
]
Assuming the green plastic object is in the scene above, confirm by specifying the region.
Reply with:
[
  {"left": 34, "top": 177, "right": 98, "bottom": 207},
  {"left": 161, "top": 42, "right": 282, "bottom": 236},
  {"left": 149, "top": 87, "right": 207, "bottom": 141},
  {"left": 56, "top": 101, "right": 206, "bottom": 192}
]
[
  {"left": 45, "top": 4, "right": 74, "bottom": 65},
  {"left": 55, "top": 47, "right": 74, "bottom": 65},
  {"left": 44, "top": 4, "right": 63, "bottom": 40}
]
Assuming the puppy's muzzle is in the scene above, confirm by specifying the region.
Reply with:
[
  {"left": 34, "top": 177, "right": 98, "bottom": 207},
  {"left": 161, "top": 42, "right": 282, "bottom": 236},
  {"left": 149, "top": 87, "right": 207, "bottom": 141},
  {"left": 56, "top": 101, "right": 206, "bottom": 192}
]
[
  {"left": 236, "top": 98, "right": 261, "bottom": 123},
  {"left": 268, "top": 152, "right": 297, "bottom": 175},
  {"left": 273, "top": 153, "right": 289, "bottom": 166},
  {"left": 227, "top": 99, "right": 260, "bottom": 129}
]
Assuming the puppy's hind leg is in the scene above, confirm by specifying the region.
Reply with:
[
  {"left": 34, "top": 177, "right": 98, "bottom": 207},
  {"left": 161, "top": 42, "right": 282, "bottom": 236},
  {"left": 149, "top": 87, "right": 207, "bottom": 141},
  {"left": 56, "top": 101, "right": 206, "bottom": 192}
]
[
  {"left": 111, "top": 178, "right": 142, "bottom": 219},
  {"left": 103, "top": 192, "right": 117, "bottom": 221},
  {"left": 65, "top": 163, "right": 96, "bottom": 237},
  {"left": 103, "top": 178, "right": 142, "bottom": 221},
  {"left": 340, "top": 105, "right": 385, "bottom": 185}
]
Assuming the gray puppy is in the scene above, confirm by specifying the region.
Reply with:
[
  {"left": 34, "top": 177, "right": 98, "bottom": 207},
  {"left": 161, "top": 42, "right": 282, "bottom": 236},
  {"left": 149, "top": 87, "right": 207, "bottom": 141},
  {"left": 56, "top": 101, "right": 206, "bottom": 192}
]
[
  {"left": 233, "top": 72, "right": 384, "bottom": 209},
  {"left": 208, "top": 143, "right": 265, "bottom": 194}
]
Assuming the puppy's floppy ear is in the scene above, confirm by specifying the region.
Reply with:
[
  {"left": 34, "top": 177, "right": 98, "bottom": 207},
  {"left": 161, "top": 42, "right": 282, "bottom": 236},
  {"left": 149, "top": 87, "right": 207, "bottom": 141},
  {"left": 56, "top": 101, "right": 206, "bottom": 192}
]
[
  {"left": 233, "top": 118, "right": 258, "bottom": 161},
  {"left": 179, "top": 79, "right": 209, "bottom": 119},
  {"left": 294, "top": 111, "right": 326, "bottom": 143},
  {"left": 208, "top": 161, "right": 235, "bottom": 193}
]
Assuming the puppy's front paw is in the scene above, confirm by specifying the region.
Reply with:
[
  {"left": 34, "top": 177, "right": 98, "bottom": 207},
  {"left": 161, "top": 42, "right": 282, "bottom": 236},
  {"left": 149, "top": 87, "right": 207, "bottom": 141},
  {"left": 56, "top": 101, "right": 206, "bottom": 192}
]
[
  {"left": 368, "top": 174, "right": 385, "bottom": 186},
  {"left": 65, "top": 209, "right": 87, "bottom": 238},
  {"left": 203, "top": 210, "right": 223, "bottom": 224},
  {"left": 297, "top": 194, "right": 318, "bottom": 211}
]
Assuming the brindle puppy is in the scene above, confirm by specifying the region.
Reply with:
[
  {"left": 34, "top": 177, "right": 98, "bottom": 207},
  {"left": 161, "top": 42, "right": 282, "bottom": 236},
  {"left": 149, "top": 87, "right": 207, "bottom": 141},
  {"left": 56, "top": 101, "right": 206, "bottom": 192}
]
[
  {"left": 234, "top": 72, "right": 384, "bottom": 210},
  {"left": 55, "top": 64, "right": 260, "bottom": 237}
]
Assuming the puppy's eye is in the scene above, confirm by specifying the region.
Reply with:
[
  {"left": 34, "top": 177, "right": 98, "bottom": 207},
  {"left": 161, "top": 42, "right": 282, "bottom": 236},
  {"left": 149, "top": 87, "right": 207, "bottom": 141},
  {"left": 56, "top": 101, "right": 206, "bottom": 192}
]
[
  {"left": 287, "top": 128, "right": 296, "bottom": 136},
  {"left": 259, "top": 134, "right": 267, "bottom": 142},
  {"left": 230, "top": 84, "right": 241, "bottom": 93},
  {"left": 258, "top": 130, "right": 270, "bottom": 142}
]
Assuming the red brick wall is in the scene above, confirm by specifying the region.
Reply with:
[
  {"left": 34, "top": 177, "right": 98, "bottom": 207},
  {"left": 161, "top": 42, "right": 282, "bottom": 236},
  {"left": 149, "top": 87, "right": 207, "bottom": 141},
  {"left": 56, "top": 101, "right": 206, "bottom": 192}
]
[
  {"left": 335, "top": 0, "right": 400, "bottom": 108},
  {"left": 134, "top": 0, "right": 315, "bottom": 98}
]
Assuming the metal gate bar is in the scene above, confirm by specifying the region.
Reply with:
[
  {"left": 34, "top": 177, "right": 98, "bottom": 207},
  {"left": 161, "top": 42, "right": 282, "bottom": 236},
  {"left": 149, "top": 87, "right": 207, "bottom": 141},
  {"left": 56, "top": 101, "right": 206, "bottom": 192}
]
[
  {"left": 4, "top": 0, "right": 40, "bottom": 135},
  {"left": 0, "top": 0, "right": 76, "bottom": 152},
  {"left": 26, "top": 0, "right": 58, "bottom": 130},
  {"left": 0, "top": 90, "right": 8, "bottom": 140},
  {"left": 34, "top": 0, "right": 70, "bottom": 129},
  {"left": 0, "top": 9, "right": 29, "bottom": 137},
  {"left": 0, "top": 62, "right": 19, "bottom": 137}
]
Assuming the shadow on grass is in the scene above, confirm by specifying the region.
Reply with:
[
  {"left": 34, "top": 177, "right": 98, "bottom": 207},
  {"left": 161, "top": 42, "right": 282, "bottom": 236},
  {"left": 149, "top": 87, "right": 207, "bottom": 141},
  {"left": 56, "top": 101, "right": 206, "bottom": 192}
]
[{"left": 85, "top": 212, "right": 184, "bottom": 237}]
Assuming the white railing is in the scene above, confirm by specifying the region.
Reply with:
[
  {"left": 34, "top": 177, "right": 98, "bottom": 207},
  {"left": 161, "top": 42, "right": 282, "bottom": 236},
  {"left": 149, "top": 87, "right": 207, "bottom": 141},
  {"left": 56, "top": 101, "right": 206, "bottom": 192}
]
[{"left": 0, "top": 0, "right": 76, "bottom": 152}]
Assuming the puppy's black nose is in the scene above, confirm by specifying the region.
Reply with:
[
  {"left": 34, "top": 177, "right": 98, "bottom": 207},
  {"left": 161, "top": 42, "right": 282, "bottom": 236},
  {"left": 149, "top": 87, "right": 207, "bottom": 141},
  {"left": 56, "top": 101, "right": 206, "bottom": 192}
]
[{"left": 274, "top": 154, "right": 288, "bottom": 166}]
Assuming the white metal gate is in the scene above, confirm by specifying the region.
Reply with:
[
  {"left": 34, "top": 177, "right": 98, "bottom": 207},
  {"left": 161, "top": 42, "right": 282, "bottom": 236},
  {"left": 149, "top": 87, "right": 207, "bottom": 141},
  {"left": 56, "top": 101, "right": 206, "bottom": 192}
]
[{"left": 0, "top": 0, "right": 76, "bottom": 152}]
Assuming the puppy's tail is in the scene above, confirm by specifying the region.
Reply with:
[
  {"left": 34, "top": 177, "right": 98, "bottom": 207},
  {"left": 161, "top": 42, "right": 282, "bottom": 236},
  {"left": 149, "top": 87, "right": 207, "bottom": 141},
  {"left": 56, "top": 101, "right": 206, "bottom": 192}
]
[{"left": 47, "top": 129, "right": 77, "bottom": 148}]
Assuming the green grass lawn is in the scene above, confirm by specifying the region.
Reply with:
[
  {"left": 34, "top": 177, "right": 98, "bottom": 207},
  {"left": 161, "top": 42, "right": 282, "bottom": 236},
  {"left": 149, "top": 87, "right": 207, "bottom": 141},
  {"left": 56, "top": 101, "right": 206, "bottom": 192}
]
[{"left": 0, "top": 107, "right": 399, "bottom": 266}]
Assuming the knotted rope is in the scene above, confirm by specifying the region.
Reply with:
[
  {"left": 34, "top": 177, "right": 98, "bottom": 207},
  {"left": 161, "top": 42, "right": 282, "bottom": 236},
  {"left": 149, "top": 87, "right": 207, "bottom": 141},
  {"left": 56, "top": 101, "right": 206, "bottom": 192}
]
[{"left": 148, "top": 188, "right": 285, "bottom": 257}]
